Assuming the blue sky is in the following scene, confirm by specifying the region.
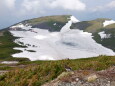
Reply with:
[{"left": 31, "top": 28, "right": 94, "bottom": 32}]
[{"left": 0, "top": 0, "right": 115, "bottom": 29}]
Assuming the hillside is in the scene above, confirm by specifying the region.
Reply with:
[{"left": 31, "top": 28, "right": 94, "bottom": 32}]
[
  {"left": 0, "top": 56, "right": 115, "bottom": 86},
  {"left": 0, "top": 15, "right": 115, "bottom": 60},
  {"left": 0, "top": 15, "right": 115, "bottom": 86},
  {"left": 12, "top": 15, "right": 70, "bottom": 32},
  {"left": 0, "top": 15, "right": 70, "bottom": 60},
  {"left": 2, "top": 15, "right": 114, "bottom": 61},
  {"left": 71, "top": 18, "right": 115, "bottom": 52}
]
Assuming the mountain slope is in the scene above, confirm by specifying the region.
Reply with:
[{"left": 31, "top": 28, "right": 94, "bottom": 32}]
[
  {"left": 13, "top": 15, "right": 70, "bottom": 32},
  {"left": 71, "top": 18, "right": 115, "bottom": 52},
  {"left": 0, "top": 15, "right": 70, "bottom": 60},
  {"left": 0, "top": 15, "right": 115, "bottom": 86},
  {"left": 0, "top": 15, "right": 115, "bottom": 61},
  {"left": 7, "top": 16, "right": 115, "bottom": 61}
]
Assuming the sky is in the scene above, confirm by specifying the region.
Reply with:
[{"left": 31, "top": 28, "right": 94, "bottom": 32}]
[{"left": 0, "top": 0, "right": 115, "bottom": 29}]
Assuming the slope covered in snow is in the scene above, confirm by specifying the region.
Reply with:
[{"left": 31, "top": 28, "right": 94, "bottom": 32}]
[
  {"left": 98, "top": 31, "right": 111, "bottom": 39},
  {"left": 10, "top": 16, "right": 115, "bottom": 61},
  {"left": 103, "top": 20, "right": 115, "bottom": 27}
]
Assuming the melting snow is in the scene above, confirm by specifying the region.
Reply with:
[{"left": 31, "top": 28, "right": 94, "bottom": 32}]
[
  {"left": 98, "top": 31, "right": 111, "bottom": 39},
  {"left": 11, "top": 23, "right": 25, "bottom": 28},
  {"left": 10, "top": 16, "right": 115, "bottom": 61},
  {"left": 1, "top": 61, "right": 19, "bottom": 64},
  {"left": 53, "top": 23, "right": 57, "bottom": 26},
  {"left": 70, "top": 16, "right": 80, "bottom": 23},
  {"left": 103, "top": 20, "right": 115, "bottom": 27}
]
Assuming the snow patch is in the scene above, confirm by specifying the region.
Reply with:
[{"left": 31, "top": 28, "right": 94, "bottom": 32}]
[
  {"left": 53, "top": 23, "right": 57, "bottom": 26},
  {"left": 10, "top": 23, "right": 32, "bottom": 30},
  {"left": 1, "top": 61, "right": 19, "bottom": 64},
  {"left": 60, "top": 16, "right": 79, "bottom": 33},
  {"left": 98, "top": 31, "right": 111, "bottom": 39},
  {"left": 103, "top": 20, "right": 115, "bottom": 27},
  {"left": 34, "top": 35, "right": 48, "bottom": 40},
  {"left": 10, "top": 23, "right": 25, "bottom": 28},
  {"left": 71, "top": 16, "right": 80, "bottom": 23}
]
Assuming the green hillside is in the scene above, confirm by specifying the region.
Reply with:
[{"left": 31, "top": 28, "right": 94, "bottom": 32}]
[{"left": 0, "top": 31, "right": 21, "bottom": 59}]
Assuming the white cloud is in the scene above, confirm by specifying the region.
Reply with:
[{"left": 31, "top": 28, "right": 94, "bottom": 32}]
[
  {"left": 18, "top": 0, "right": 42, "bottom": 15},
  {"left": 107, "top": 1, "right": 115, "bottom": 8},
  {"left": 5, "top": 0, "right": 16, "bottom": 8},
  {"left": 0, "top": 0, "right": 86, "bottom": 16},
  {"left": 21, "top": 0, "right": 41, "bottom": 14},
  {"left": 49, "top": 0, "right": 86, "bottom": 11},
  {"left": 0, "top": 0, "right": 15, "bottom": 11},
  {"left": 93, "top": 0, "right": 115, "bottom": 12}
]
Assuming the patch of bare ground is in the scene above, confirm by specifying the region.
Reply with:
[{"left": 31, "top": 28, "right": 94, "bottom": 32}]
[{"left": 0, "top": 31, "right": 3, "bottom": 36}]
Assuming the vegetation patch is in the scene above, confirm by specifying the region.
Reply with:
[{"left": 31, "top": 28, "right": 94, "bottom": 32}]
[
  {"left": 27, "top": 50, "right": 36, "bottom": 52},
  {"left": 0, "top": 30, "right": 29, "bottom": 61},
  {"left": 0, "top": 56, "right": 115, "bottom": 86}
]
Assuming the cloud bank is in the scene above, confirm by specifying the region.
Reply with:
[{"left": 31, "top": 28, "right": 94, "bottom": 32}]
[
  {"left": 49, "top": 0, "right": 86, "bottom": 11},
  {"left": 0, "top": 0, "right": 86, "bottom": 16},
  {"left": 93, "top": 0, "right": 115, "bottom": 12},
  {"left": 0, "top": 0, "right": 115, "bottom": 29}
]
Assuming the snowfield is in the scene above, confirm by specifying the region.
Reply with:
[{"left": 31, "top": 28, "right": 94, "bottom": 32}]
[
  {"left": 1, "top": 61, "right": 19, "bottom": 64},
  {"left": 98, "top": 31, "right": 111, "bottom": 39},
  {"left": 10, "top": 16, "right": 115, "bottom": 61},
  {"left": 103, "top": 20, "right": 115, "bottom": 27}
]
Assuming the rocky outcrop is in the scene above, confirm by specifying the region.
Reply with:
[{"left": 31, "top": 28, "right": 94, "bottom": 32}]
[{"left": 43, "top": 66, "right": 115, "bottom": 86}]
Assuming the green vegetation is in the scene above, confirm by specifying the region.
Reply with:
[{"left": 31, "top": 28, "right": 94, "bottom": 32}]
[
  {"left": 4, "top": 57, "right": 30, "bottom": 62},
  {"left": 0, "top": 66, "right": 12, "bottom": 70},
  {"left": 0, "top": 31, "right": 29, "bottom": 61},
  {"left": 0, "top": 56, "right": 115, "bottom": 86},
  {"left": 105, "top": 23, "right": 115, "bottom": 29},
  {"left": 93, "top": 28, "right": 115, "bottom": 52},
  {"left": 0, "top": 31, "right": 21, "bottom": 59},
  {"left": 47, "top": 21, "right": 67, "bottom": 31},
  {"left": 25, "top": 15, "right": 70, "bottom": 25},
  {"left": 23, "top": 15, "right": 70, "bottom": 32},
  {"left": 27, "top": 50, "right": 36, "bottom": 52},
  {"left": 71, "top": 18, "right": 115, "bottom": 33},
  {"left": 71, "top": 18, "right": 107, "bottom": 33}
]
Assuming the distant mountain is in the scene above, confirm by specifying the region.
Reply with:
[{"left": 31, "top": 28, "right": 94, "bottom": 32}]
[{"left": 0, "top": 15, "right": 115, "bottom": 61}]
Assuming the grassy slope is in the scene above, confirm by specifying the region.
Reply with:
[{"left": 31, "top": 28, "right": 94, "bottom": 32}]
[
  {"left": 0, "top": 56, "right": 115, "bottom": 86},
  {"left": 93, "top": 28, "right": 115, "bottom": 52},
  {"left": 0, "top": 30, "right": 29, "bottom": 61},
  {"left": 71, "top": 18, "right": 105, "bottom": 33},
  {"left": 0, "top": 31, "right": 21, "bottom": 59},
  {"left": 24, "top": 15, "right": 70, "bottom": 32},
  {"left": 25, "top": 15, "right": 70, "bottom": 25}
]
